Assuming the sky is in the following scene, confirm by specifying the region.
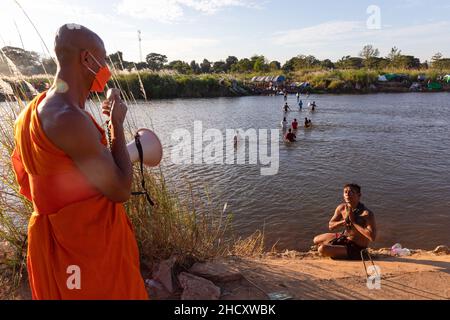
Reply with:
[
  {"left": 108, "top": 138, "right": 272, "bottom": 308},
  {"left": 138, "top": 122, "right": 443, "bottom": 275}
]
[{"left": 0, "top": 0, "right": 449, "bottom": 64}]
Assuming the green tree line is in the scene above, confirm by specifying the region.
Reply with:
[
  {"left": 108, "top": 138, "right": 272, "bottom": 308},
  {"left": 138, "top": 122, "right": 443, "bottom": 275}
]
[{"left": 2, "top": 44, "right": 450, "bottom": 77}]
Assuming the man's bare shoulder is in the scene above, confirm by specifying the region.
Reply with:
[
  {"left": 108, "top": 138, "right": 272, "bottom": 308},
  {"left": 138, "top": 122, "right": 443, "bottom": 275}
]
[
  {"left": 38, "top": 97, "right": 99, "bottom": 151},
  {"left": 39, "top": 97, "right": 87, "bottom": 128},
  {"left": 361, "top": 207, "right": 375, "bottom": 218},
  {"left": 336, "top": 203, "right": 346, "bottom": 211}
]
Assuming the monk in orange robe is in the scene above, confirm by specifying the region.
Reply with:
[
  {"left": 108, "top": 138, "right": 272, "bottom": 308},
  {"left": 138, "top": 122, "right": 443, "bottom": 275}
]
[{"left": 11, "top": 24, "right": 148, "bottom": 299}]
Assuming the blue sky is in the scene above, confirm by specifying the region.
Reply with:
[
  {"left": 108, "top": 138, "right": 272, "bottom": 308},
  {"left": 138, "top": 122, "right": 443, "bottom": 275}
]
[{"left": 1, "top": 0, "right": 449, "bottom": 64}]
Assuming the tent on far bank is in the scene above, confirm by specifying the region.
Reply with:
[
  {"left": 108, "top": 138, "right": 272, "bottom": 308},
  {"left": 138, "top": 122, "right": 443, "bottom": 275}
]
[
  {"left": 385, "top": 74, "right": 398, "bottom": 81},
  {"left": 444, "top": 75, "right": 450, "bottom": 83},
  {"left": 417, "top": 74, "right": 427, "bottom": 82},
  {"left": 427, "top": 82, "right": 443, "bottom": 90},
  {"left": 378, "top": 74, "right": 404, "bottom": 82}
]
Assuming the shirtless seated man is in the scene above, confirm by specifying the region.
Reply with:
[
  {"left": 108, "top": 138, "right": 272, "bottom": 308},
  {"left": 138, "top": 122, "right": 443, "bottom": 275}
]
[{"left": 313, "top": 184, "right": 377, "bottom": 260}]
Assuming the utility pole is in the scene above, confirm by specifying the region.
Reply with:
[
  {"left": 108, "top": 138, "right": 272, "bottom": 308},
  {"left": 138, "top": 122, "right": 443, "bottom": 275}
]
[{"left": 138, "top": 30, "right": 142, "bottom": 62}]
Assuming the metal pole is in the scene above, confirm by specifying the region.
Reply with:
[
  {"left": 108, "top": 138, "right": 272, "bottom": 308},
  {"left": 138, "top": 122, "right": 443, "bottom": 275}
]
[{"left": 138, "top": 30, "right": 142, "bottom": 62}]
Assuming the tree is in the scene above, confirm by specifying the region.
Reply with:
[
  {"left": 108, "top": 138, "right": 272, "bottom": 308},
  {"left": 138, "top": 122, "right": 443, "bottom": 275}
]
[
  {"left": 190, "top": 60, "right": 201, "bottom": 74},
  {"left": 282, "top": 58, "right": 296, "bottom": 72},
  {"left": 108, "top": 51, "right": 134, "bottom": 71},
  {"left": 387, "top": 46, "right": 402, "bottom": 62},
  {"left": 303, "top": 55, "right": 320, "bottom": 68},
  {"left": 135, "top": 62, "right": 149, "bottom": 70},
  {"left": 108, "top": 51, "right": 124, "bottom": 69},
  {"left": 359, "top": 44, "right": 380, "bottom": 60},
  {"left": 432, "top": 53, "right": 450, "bottom": 70},
  {"left": 225, "top": 56, "right": 238, "bottom": 72},
  {"left": 359, "top": 45, "right": 380, "bottom": 68},
  {"left": 394, "top": 55, "right": 421, "bottom": 69},
  {"left": 167, "top": 60, "right": 191, "bottom": 74},
  {"left": 145, "top": 53, "right": 167, "bottom": 71},
  {"left": 431, "top": 52, "right": 443, "bottom": 63},
  {"left": 252, "top": 55, "right": 269, "bottom": 72},
  {"left": 335, "top": 56, "right": 364, "bottom": 69},
  {"left": 365, "top": 57, "right": 389, "bottom": 69},
  {"left": 231, "top": 58, "right": 253, "bottom": 73},
  {"left": 269, "top": 61, "right": 281, "bottom": 71},
  {"left": 430, "top": 52, "right": 449, "bottom": 70},
  {"left": 248, "top": 55, "right": 269, "bottom": 72},
  {"left": 320, "top": 59, "right": 334, "bottom": 69},
  {"left": 212, "top": 61, "right": 227, "bottom": 73},
  {"left": 200, "top": 59, "right": 211, "bottom": 73},
  {"left": 281, "top": 55, "right": 319, "bottom": 71}
]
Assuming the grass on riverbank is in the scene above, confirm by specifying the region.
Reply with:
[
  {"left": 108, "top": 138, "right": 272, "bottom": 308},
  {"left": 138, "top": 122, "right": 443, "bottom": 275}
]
[
  {"left": 292, "top": 69, "right": 448, "bottom": 90},
  {"left": 1, "top": 71, "right": 249, "bottom": 101},
  {"left": 3, "top": 67, "right": 450, "bottom": 102}
]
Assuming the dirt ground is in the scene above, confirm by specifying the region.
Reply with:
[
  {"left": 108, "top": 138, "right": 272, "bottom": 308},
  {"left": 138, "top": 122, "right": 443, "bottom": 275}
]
[
  {"left": 1, "top": 249, "right": 448, "bottom": 300},
  {"left": 219, "top": 250, "right": 450, "bottom": 300}
]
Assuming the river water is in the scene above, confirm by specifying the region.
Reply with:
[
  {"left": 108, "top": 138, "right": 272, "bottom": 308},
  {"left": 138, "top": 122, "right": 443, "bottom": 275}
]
[
  {"left": 2, "top": 93, "right": 449, "bottom": 251},
  {"left": 124, "top": 93, "right": 450, "bottom": 251}
]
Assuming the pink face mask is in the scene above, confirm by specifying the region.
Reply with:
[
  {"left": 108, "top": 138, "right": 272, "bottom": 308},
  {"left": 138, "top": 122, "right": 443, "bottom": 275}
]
[{"left": 86, "top": 52, "right": 111, "bottom": 93}]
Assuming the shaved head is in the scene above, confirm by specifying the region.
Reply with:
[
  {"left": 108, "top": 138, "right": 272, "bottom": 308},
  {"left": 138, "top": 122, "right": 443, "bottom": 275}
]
[{"left": 54, "top": 24, "right": 105, "bottom": 65}]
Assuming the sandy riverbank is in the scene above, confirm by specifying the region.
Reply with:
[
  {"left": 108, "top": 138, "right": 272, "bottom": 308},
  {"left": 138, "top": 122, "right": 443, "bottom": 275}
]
[
  {"left": 138, "top": 246, "right": 449, "bottom": 300},
  {"left": 1, "top": 246, "right": 448, "bottom": 300},
  {"left": 221, "top": 248, "right": 449, "bottom": 300}
]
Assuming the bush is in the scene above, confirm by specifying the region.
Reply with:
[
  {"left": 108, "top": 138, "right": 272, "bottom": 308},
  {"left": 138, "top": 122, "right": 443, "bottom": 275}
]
[{"left": 327, "top": 80, "right": 346, "bottom": 91}]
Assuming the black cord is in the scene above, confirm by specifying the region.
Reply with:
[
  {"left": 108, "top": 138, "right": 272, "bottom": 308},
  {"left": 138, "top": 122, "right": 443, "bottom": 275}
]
[{"left": 131, "top": 133, "right": 155, "bottom": 206}]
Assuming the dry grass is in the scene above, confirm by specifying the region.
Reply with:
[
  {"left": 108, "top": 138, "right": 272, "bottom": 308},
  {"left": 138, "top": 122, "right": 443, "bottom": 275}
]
[
  {"left": 228, "top": 230, "right": 265, "bottom": 257},
  {"left": 0, "top": 96, "right": 33, "bottom": 299}
]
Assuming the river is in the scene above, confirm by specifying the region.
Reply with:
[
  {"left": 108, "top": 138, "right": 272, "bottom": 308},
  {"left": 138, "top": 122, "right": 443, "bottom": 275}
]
[
  {"left": 126, "top": 93, "right": 450, "bottom": 251},
  {"left": 1, "top": 93, "right": 449, "bottom": 251}
]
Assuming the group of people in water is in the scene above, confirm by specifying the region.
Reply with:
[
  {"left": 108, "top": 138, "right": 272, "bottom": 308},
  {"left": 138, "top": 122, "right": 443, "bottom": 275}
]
[
  {"left": 281, "top": 93, "right": 317, "bottom": 143},
  {"left": 283, "top": 98, "right": 317, "bottom": 113},
  {"left": 282, "top": 117, "right": 312, "bottom": 142}
]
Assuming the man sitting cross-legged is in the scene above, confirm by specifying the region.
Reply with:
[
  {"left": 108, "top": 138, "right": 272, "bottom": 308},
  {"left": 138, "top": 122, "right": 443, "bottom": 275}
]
[{"left": 313, "top": 184, "right": 377, "bottom": 260}]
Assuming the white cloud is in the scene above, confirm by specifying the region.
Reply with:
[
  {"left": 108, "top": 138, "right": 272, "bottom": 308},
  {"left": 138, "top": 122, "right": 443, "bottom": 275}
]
[
  {"left": 178, "top": 0, "right": 257, "bottom": 14},
  {"left": 271, "top": 21, "right": 364, "bottom": 47},
  {"left": 116, "top": 0, "right": 259, "bottom": 22},
  {"left": 116, "top": 0, "right": 184, "bottom": 22},
  {"left": 140, "top": 35, "right": 220, "bottom": 61},
  {"left": 0, "top": 0, "right": 134, "bottom": 57},
  {"left": 270, "top": 20, "right": 450, "bottom": 60}
]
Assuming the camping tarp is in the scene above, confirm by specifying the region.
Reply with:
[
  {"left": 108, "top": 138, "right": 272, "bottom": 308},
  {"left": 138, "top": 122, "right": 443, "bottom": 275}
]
[
  {"left": 427, "top": 82, "right": 443, "bottom": 90},
  {"left": 273, "top": 75, "right": 286, "bottom": 83},
  {"left": 417, "top": 74, "right": 427, "bottom": 82},
  {"left": 384, "top": 73, "right": 399, "bottom": 81}
]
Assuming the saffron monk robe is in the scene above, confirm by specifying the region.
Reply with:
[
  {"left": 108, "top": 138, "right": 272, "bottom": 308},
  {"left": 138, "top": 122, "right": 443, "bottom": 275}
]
[{"left": 11, "top": 24, "right": 148, "bottom": 300}]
